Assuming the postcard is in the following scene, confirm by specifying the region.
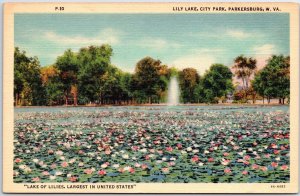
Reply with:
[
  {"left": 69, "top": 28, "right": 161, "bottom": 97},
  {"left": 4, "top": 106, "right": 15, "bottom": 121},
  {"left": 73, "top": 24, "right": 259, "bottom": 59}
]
[{"left": 2, "top": 2, "right": 299, "bottom": 193}]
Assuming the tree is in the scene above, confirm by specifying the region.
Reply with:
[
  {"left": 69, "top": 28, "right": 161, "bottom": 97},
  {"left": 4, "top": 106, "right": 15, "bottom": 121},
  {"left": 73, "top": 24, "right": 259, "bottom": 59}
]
[
  {"left": 233, "top": 55, "right": 257, "bottom": 89},
  {"left": 178, "top": 68, "right": 200, "bottom": 103},
  {"left": 201, "top": 64, "right": 234, "bottom": 103},
  {"left": 55, "top": 49, "right": 78, "bottom": 105},
  {"left": 100, "top": 65, "right": 125, "bottom": 104},
  {"left": 252, "top": 73, "right": 265, "bottom": 103},
  {"left": 41, "top": 65, "right": 64, "bottom": 105},
  {"left": 120, "top": 72, "right": 133, "bottom": 104},
  {"left": 14, "top": 47, "right": 45, "bottom": 106},
  {"left": 77, "top": 45, "right": 113, "bottom": 104},
  {"left": 131, "top": 57, "right": 167, "bottom": 104},
  {"left": 252, "top": 55, "right": 290, "bottom": 104}
]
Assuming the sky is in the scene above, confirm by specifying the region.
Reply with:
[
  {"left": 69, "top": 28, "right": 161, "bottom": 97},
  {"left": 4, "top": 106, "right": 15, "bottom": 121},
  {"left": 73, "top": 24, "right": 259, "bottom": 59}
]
[{"left": 15, "top": 13, "right": 289, "bottom": 74}]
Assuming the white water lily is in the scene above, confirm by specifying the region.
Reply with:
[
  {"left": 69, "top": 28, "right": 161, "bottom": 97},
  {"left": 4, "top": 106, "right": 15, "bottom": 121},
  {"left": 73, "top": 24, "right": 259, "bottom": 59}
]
[
  {"left": 64, "top": 143, "right": 71, "bottom": 149},
  {"left": 55, "top": 171, "right": 63, "bottom": 176},
  {"left": 170, "top": 157, "right": 176, "bottom": 161},
  {"left": 204, "top": 150, "right": 210, "bottom": 154},
  {"left": 50, "top": 175, "right": 56, "bottom": 180},
  {"left": 24, "top": 167, "right": 32, "bottom": 173},
  {"left": 122, "top": 154, "right": 129, "bottom": 159},
  {"left": 187, "top": 147, "right": 192, "bottom": 151},
  {"left": 87, "top": 152, "right": 95, "bottom": 157},
  {"left": 124, "top": 166, "right": 131, "bottom": 171},
  {"left": 55, "top": 150, "right": 63, "bottom": 156},
  {"left": 19, "top": 165, "right": 27, "bottom": 170},
  {"left": 33, "top": 159, "right": 39, "bottom": 163},
  {"left": 198, "top": 162, "right": 204, "bottom": 166},
  {"left": 96, "top": 156, "right": 102, "bottom": 160},
  {"left": 112, "top": 164, "right": 120, "bottom": 168}
]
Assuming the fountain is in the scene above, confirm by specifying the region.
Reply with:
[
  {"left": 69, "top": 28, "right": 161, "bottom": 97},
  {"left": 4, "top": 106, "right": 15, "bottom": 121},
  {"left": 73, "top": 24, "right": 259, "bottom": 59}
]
[{"left": 167, "top": 76, "right": 180, "bottom": 105}]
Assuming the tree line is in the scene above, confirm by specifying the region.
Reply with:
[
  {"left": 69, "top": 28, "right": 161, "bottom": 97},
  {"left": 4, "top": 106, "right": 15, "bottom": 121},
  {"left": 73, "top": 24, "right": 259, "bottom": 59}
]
[{"left": 14, "top": 45, "right": 290, "bottom": 106}]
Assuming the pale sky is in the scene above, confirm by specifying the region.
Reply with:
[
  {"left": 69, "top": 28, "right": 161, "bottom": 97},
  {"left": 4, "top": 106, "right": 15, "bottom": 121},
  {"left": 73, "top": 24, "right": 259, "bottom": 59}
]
[{"left": 15, "top": 13, "right": 289, "bottom": 74}]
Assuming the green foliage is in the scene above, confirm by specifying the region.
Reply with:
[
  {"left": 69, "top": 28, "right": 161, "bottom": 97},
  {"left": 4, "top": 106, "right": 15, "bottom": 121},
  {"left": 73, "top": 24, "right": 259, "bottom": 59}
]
[
  {"left": 200, "top": 64, "right": 234, "bottom": 103},
  {"left": 14, "top": 47, "right": 45, "bottom": 106},
  {"left": 131, "top": 57, "right": 167, "bottom": 104},
  {"left": 14, "top": 107, "right": 290, "bottom": 183},
  {"left": 252, "top": 55, "right": 290, "bottom": 104},
  {"left": 100, "top": 66, "right": 132, "bottom": 104},
  {"left": 168, "top": 67, "right": 179, "bottom": 78},
  {"left": 41, "top": 65, "right": 64, "bottom": 105},
  {"left": 77, "top": 45, "right": 113, "bottom": 104},
  {"left": 14, "top": 45, "right": 290, "bottom": 106},
  {"left": 178, "top": 68, "right": 200, "bottom": 103},
  {"left": 55, "top": 49, "right": 79, "bottom": 105}
]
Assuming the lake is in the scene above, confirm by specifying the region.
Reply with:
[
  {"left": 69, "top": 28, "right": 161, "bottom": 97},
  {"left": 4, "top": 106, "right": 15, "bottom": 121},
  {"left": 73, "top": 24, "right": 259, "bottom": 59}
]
[{"left": 13, "top": 105, "right": 290, "bottom": 183}]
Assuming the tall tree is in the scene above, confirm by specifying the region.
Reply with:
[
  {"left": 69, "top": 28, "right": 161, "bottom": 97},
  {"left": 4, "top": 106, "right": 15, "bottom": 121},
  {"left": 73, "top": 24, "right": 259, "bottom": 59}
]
[
  {"left": 252, "top": 55, "right": 290, "bottom": 104},
  {"left": 120, "top": 72, "right": 133, "bottom": 104},
  {"left": 77, "top": 44, "right": 113, "bottom": 104},
  {"left": 41, "top": 65, "right": 64, "bottom": 105},
  {"left": 178, "top": 68, "right": 200, "bottom": 103},
  {"left": 132, "top": 57, "right": 167, "bottom": 104},
  {"left": 252, "top": 73, "right": 265, "bottom": 103},
  {"left": 233, "top": 55, "right": 257, "bottom": 89},
  {"left": 100, "top": 65, "right": 123, "bottom": 104},
  {"left": 55, "top": 49, "right": 78, "bottom": 105},
  {"left": 201, "top": 64, "right": 234, "bottom": 103},
  {"left": 14, "top": 47, "right": 45, "bottom": 106}
]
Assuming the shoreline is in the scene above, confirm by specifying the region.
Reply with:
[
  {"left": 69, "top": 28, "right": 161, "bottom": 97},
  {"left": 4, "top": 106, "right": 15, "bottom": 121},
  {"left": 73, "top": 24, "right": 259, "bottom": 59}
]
[{"left": 14, "top": 103, "right": 290, "bottom": 108}]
